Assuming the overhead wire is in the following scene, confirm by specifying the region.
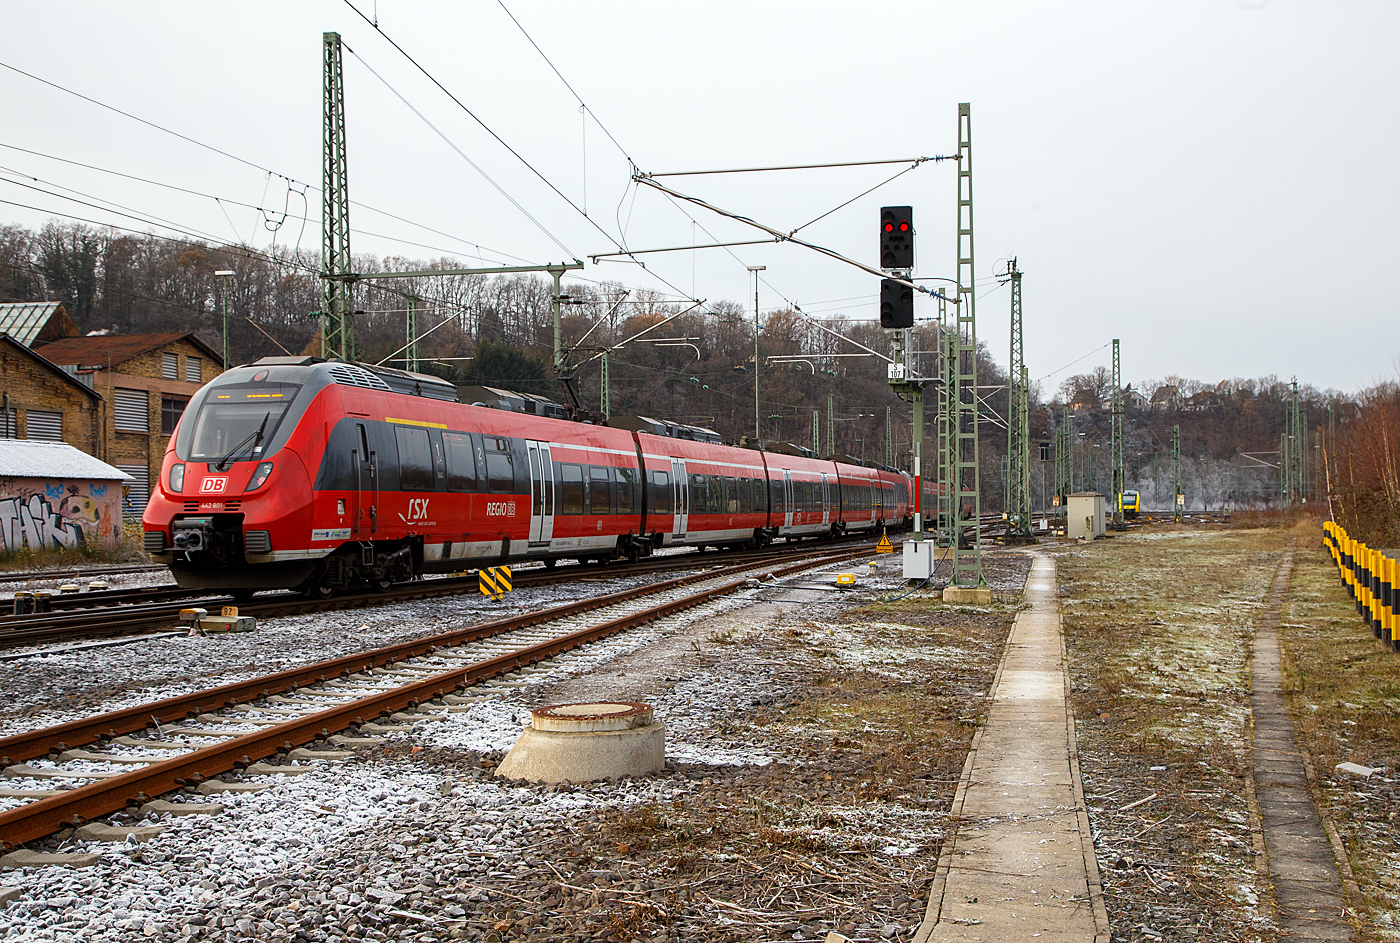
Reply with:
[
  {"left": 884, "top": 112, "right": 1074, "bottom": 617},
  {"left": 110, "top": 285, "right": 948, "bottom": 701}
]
[
  {"left": 340, "top": 44, "right": 577, "bottom": 260},
  {"left": 336, "top": 8, "right": 696, "bottom": 303},
  {"left": 0, "top": 82, "right": 529, "bottom": 266}
]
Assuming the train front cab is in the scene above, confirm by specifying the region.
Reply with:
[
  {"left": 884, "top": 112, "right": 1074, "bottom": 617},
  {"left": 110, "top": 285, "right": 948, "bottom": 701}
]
[{"left": 144, "top": 361, "right": 322, "bottom": 595}]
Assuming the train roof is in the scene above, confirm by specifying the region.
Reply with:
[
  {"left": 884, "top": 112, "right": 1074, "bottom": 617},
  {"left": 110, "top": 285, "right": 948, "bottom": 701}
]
[
  {"left": 248, "top": 356, "right": 459, "bottom": 402},
  {"left": 609, "top": 415, "right": 723, "bottom": 444}
]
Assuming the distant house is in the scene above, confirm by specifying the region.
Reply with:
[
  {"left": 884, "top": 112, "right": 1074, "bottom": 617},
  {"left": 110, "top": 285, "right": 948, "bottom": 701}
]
[
  {"left": 0, "top": 333, "right": 104, "bottom": 453},
  {"left": 33, "top": 333, "right": 223, "bottom": 517},
  {"left": 1123, "top": 385, "right": 1149, "bottom": 411},
  {"left": 0, "top": 301, "right": 80, "bottom": 347},
  {"left": 1185, "top": 390, "right": 1222, "bottom": 412},
  {"left": 1150, "top": 385, "right": 1183, "bottom": 412},
  {"left": 0, "top": 439, "right": 132, "bottom": 549}
]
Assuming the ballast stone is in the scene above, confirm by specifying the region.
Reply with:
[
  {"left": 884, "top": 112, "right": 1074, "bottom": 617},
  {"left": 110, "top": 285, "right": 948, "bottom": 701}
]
[
  {"left": 495, "top": 702, "right": 665, "bottom": 785},
  {"left": 0, "top": 886, "right": 20, "bottom": 905}
]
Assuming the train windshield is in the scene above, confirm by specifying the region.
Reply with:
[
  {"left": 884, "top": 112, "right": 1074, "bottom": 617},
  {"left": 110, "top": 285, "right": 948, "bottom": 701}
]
[{"left": 183, "top": 382, "right": 302, "bottom": 464}]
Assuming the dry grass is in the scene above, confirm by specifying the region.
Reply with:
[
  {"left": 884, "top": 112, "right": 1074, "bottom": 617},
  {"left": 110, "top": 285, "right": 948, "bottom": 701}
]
[
  {"left": 1280, "top": 540, "right": 1400, "bottom": 939},
  {"left": 1058, "top": 528, "right": 1291, "bottom": 941},
  {"left": 553, "top": 591, "right": 1022, "bottom": 941}
]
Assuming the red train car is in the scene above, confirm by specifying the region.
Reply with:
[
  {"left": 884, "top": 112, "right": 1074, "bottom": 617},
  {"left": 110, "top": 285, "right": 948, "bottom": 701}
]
[{"left": 144, "top": 357, "right": 913, "bottom": 597}]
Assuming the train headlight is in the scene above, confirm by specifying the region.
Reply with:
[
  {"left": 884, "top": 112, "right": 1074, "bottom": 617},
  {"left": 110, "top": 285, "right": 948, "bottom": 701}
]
[
  {"left": 245, "top": 461, "right": 274, "bottom": 492},
  {"left": 169, "top": 463, "right": 185, "bottom": 493}
]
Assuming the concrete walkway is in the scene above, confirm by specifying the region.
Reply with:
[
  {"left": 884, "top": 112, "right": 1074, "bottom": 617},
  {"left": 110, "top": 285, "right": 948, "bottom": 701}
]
[
  {"left": 1250, "top": 550, "right": 1355, "bottom": 940},
  {"left": 914, "top": 553, "right": 1108, "bottom": 943}
]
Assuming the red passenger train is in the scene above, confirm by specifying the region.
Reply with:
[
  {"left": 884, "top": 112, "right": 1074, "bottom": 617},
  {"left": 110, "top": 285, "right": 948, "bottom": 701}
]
[{"left": 142, "top": 357, "right": 913, "bottom": 598}]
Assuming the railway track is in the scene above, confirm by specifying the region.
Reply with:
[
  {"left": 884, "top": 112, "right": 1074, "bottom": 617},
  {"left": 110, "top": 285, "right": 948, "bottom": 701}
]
[
  {"left": 0, "top": 533, "right": 896, "bottom": 651},
  {"left": 0, "top": 544, "right": 873, "bottom": 851}
]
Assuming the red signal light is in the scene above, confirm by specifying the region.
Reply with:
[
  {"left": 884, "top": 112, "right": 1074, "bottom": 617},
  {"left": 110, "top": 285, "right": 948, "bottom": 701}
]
[
  {"left": 899, "top": 222, "right": 909, "bottom": 232},
  {"left": 884, "top": 222, "right": 894, "bottom": 232}
]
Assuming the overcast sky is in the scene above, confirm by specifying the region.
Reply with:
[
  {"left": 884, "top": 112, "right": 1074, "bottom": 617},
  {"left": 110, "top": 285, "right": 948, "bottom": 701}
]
[{"left": 1, "top": 1, "right": 1396, "bottom": 395}]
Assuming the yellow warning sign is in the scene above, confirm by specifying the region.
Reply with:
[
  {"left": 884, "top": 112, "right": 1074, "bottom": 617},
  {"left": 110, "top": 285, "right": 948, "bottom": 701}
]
[
  {"left": 478, "top": 565, "right": 513, "bottom": 600},
  {"left": 876, "top": 533, "right": 894, "bottom": 554}
]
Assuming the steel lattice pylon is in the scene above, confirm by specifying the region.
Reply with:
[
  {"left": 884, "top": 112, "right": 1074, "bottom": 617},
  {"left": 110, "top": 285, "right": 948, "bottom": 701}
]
[
  {"left": 1286, "top": 378, "right": 1304, "bottom": 505},
  {"left": 951, "top": 103, "right": 984, "bottom": 586},
  {"left": 1172, "top": 424, "right": 1183, "bottom": 521},
  {"left": 1005, "top": 260, "right": 1032, "bottom": 540},
  {"left": 322, "top": 31, "right": 354, "bottom": 361},
  {"left": 1110, "top": 338, "right": 1124, "bottom": 528},
  {"left": 936, "top": 294, "right": 955, "bottom": 548}
]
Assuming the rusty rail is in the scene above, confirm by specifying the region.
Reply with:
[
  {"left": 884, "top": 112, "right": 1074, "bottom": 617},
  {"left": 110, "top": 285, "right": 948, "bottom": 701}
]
[{"left": 0, "top": 547, "right": 871, "bottom": 848}]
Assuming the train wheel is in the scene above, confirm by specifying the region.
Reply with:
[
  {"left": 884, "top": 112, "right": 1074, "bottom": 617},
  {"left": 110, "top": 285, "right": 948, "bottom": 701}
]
[
  {"left": 230, "top": 588, "right": 254, "bottom": 603},
  {"left": 543, "top": 558, "right": 557, "bottom": 569},
  {"left": 303, "top": 582, "right": 334, "bottom": 600},
  {"left": 373, "top": 577, "right": 394, "bottom": 592}
]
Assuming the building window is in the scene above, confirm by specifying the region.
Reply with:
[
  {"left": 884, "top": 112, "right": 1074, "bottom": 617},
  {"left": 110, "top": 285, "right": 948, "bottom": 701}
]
[
  {"left": 162, "top": 351, "right": 178, "bottom": 379},
  {"left": 185, "top": 356, "right": 202, "bottom": 383},
  {"left": 25, "top": 410, "right": 63, "bottom": 441},
  {"left": 113, "top": 388, "right": 149, "bottom": 433},
  {"left": 161, "top": 397, "right": 188, "bottom": 436}
]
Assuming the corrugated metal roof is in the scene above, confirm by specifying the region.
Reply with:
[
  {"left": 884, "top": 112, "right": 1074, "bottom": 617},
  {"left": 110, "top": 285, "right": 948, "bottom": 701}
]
[
  {"left": 0, "top": 302, "right": 66, "bottom": 347},
  {"left": 0, "top": 440, "right": 134, "bottom": 481}
]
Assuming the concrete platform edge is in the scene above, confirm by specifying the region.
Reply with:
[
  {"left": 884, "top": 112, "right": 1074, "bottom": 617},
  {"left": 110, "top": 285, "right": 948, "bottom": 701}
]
[{"left": 911, "top": 578, "right": 1019, "bottom": 943}]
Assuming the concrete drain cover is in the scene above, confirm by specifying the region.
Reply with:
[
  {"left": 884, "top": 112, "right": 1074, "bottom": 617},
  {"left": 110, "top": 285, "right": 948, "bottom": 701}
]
[{"left": 496, "top": 702, "right": 665, "bottom": 784}]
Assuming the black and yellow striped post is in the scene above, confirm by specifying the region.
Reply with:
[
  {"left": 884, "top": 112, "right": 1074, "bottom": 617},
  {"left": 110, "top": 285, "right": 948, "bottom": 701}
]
[{"left": 478, "top": 565, "right": 513, "bottom": 601}]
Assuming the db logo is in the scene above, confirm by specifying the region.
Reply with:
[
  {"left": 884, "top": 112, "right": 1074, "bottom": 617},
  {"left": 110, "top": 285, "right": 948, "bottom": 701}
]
[
  {"left": 200, "top": 477, "right": 228, "bottom": 494},
  {"left": 485, "top": 501, "right": 516, "bottom": 517}
]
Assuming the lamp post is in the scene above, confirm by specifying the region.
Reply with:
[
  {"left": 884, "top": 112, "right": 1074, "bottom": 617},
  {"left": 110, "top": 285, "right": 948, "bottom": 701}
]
[
  {"left": 214, "top": 270, "right": 234, "bottom": 369},
  {"left": 747, "top": 265, "right": 765, "bottom": 443}
]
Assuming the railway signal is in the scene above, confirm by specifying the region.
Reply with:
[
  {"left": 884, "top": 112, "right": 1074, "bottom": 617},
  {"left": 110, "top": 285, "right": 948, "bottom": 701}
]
[
  {"left": 880, "top": 206, "right": 914, "bottom": 269},
  {"left": 879, "top": 278, "right": 914, "bottom": 329}
]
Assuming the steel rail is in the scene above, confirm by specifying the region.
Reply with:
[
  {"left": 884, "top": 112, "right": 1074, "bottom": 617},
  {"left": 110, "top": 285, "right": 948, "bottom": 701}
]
[
  {"left": 0, "top": 533, "right": 894, "bottom": 647},
  {"left": 0, "top": 548, "right": 867, "bottom": 848},
  {"left": 0, "top": 546, "right": 872, "bottom": 764}
]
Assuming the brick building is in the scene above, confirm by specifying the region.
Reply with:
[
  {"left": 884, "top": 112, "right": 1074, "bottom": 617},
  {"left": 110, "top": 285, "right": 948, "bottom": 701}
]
[
  {"left": 33, "top": 333, "right": 222, "bottom": 516},
  {"left": 0, "top": 334, "right": 104, "bottom": 452}
]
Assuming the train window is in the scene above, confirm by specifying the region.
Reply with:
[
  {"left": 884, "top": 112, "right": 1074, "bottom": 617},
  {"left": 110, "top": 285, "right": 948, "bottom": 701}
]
[
  {"left": 588, "top": 466, "right": 614, "bottom": 514},
  {"left": 444, "top": 432, "right": 477, "bottom": 492},
  {"left": 484, "top": 441, "right": 514, "bottom": 494},
  {"left": 754, "top": 478, "right": 767, "bottom": 513},
  {"left": 770, "top": 480, "right": 784, "bottom": 514},
  {"left": 558, "top": 464, "right": 584, "bottom": 514},
  {"left": 616, "top": 467, "right": 636, "bottom": 514},
  {"left": 726, "top": 477, "right": 739, "bottom": 513},
  {"left": 358, "top": 424, "right": 370, "bottom": 461},
  {"left": 737, "top": 477, "right": 752, "bottom": 514},
  {"left": 394, "top": 426, "right": 434, "bottom": 491},
  {"left": 649, "top": 470, "right": 671, "bottom": 515},
  {"left": 689, "top": 474, "right": 706, "bottom": 513},
  {"left": 709, "top": 476, "right": 724, "bottom": 515}
]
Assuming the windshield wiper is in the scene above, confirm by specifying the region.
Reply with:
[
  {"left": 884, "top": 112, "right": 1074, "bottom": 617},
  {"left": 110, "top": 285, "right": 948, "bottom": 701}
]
[{"left": 214, "top": 413, "right": 269, "bottom": 471}]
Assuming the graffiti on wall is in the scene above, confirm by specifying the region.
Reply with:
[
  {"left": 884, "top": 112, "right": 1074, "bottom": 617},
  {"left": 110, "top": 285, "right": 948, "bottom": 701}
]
[{"left": 0, "top": 484, "right": 107, "bottom": 551}]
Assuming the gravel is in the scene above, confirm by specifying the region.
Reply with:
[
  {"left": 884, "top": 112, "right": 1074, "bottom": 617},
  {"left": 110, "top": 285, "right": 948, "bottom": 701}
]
[{"left": 0, "top": 551, "right": 1031, "bottom": 942}]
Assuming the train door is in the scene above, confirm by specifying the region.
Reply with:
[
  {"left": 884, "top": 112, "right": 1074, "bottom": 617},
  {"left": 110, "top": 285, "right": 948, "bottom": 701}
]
[
  {"left": 782, "top": 470, "right": 794, "bottom": 528},
  {"left": 821, "top": 473, "right": 831, "bottom": 527},
  {"left": 526, "top": 441, "right": 555, "bottom": 546},
  {"left": 670, "top": 458, "right": 688, "bottom": 535},
  {"left": 868, "top": 481, "right": 876, "bottom": 526},
  {"left": 351, "top": 422, "right": 377, "bottom": 537}
]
